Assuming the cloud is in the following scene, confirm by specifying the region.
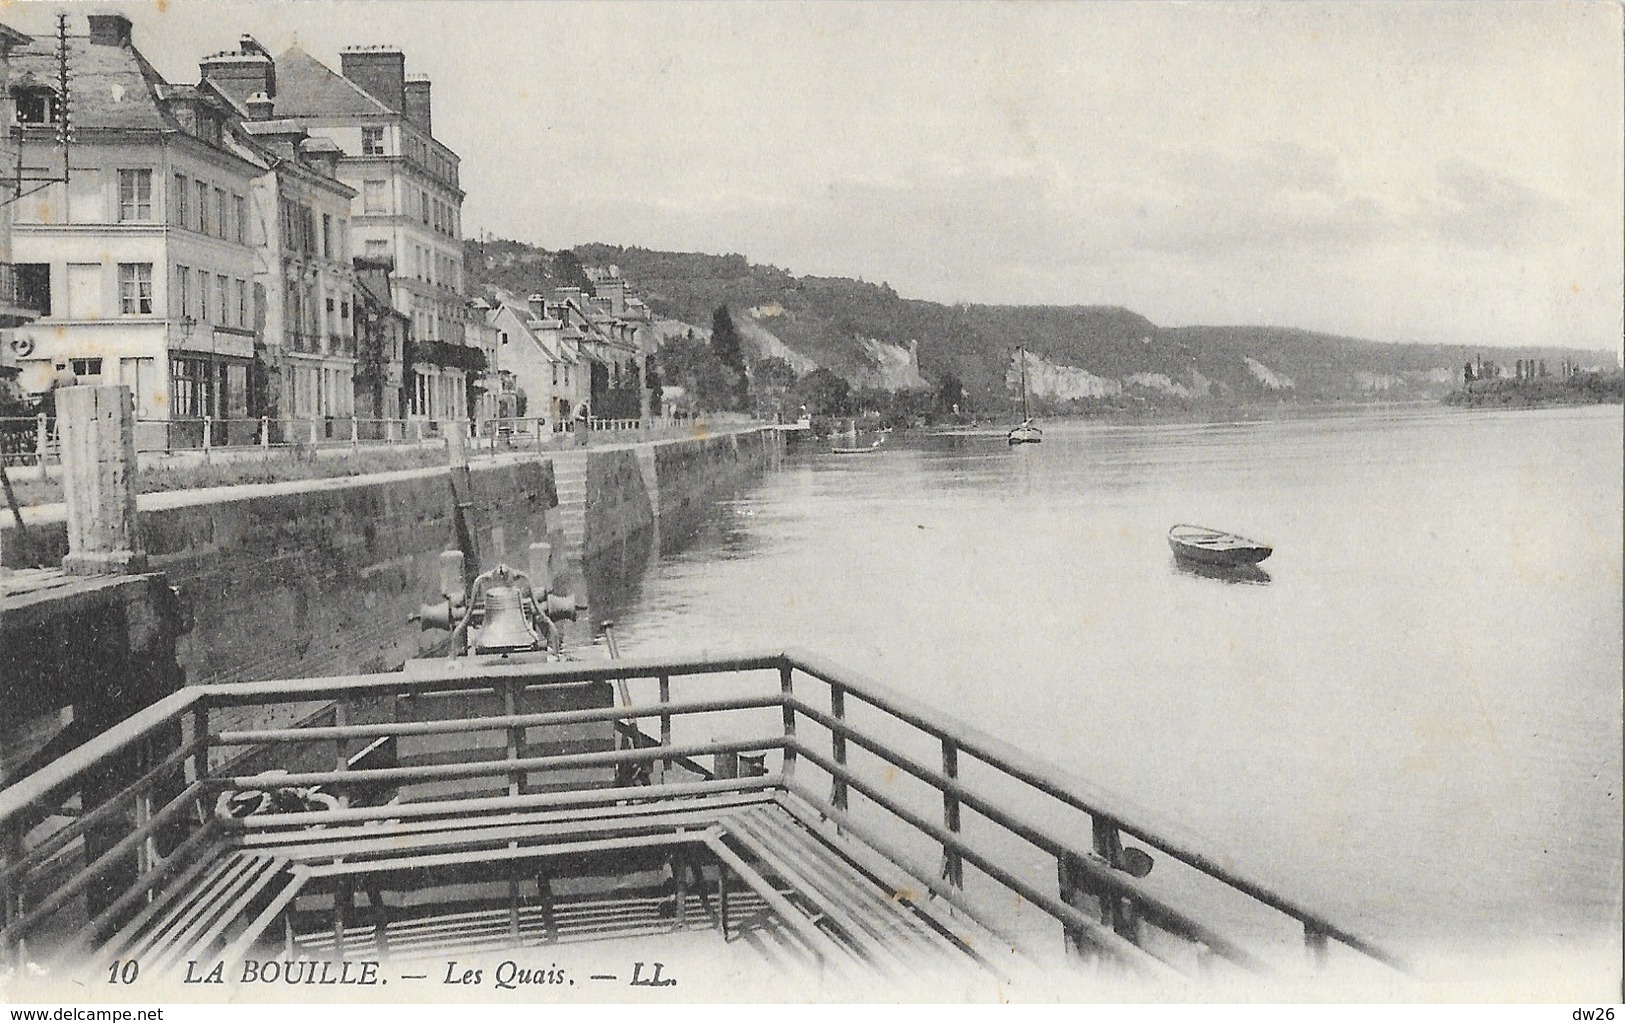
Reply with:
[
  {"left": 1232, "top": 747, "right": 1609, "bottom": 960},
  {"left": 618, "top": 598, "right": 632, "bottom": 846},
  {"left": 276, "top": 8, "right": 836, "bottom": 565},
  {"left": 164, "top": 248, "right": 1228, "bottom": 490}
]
[{"left": 1423, "top": 160, "right": 1577, "bottom": 251}]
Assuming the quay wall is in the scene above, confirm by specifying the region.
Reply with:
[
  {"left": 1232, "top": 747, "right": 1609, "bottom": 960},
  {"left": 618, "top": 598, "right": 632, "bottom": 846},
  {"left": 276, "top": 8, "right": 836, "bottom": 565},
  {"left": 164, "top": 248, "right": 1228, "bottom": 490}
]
[
  {"left": 582, "top": 447, "right": 656, "bottom": 557},
  {"left": 647, "top": 427, "right": 782, "bottom": 551},
  {"left": 0, "top": 573, "right": 186, "bottom": 785},
  {"left": 3, "top": 427, "right": 783, "bottom": 716}
]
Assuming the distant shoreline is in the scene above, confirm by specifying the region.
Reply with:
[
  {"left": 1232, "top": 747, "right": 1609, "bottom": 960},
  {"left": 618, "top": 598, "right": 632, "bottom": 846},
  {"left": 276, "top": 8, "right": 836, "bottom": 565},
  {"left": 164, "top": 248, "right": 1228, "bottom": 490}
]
[
  {"left": 1443, "top": 372, "right": 1624, "bottom": 409},
  {"left": 916, "top": 397, "right": 1443, "bottom": 435}
]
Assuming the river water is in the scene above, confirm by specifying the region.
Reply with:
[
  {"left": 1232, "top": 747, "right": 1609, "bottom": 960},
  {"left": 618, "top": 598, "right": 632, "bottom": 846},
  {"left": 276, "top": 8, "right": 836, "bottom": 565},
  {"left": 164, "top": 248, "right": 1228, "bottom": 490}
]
[{"left": 587, "top": 404, "right": 1623, "bottom": 994}]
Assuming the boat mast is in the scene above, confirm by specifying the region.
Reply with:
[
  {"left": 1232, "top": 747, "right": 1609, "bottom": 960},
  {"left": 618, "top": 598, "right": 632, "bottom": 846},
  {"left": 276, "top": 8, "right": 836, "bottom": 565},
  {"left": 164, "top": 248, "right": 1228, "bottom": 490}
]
[{"left": 1019, "top": 346, "right": 1030, "bottom": 422}]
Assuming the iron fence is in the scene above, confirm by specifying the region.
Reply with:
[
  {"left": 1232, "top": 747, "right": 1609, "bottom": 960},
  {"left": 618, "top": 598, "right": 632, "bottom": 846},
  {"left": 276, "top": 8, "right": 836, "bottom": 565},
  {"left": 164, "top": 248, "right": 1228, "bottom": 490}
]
[{"left": 0, "top": 415, "right": 55, "bottom": 468}]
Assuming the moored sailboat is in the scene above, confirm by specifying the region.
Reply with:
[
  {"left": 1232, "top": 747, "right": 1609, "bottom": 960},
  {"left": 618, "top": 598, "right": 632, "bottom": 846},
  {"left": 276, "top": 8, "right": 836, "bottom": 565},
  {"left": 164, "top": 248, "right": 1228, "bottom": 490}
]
[{"left": 1008, "top": 346, "right": 1043, "bottom": 445}]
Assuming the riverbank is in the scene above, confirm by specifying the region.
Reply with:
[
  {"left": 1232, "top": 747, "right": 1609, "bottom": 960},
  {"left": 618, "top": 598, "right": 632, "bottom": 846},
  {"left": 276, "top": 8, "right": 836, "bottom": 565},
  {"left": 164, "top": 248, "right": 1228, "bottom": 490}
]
[
  {"left": 1443, "top": 371, "right": 1624, "bottom": 408},
  {"left": 917, "top": 397, "right": 1442, "bottom": 436}
]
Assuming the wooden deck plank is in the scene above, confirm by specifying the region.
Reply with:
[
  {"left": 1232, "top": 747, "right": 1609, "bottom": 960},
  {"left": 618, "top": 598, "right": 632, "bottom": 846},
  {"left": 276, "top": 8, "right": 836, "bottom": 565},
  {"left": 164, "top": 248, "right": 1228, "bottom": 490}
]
[
  {"left": 145, "top": 856, "right": 277, "bottom": 975},
  {"left": 112, "top": 853, "right": 256, "bottom": 964},
  {"left": 773, "top": 788, "right": 1029, "bottom": 978},
  {"left": 730, "top": 807, "right": 968, "bottom": 968},
  {"left": 216, "top": 865, "right": 313, "bottom": 964},
  {"left": 698, "top": 830, "right": 863, "bottom": 976},
  {"left": 93, "top": 840, "right": 238, "bottom": 963},
  {"left": 717, "top": 815, "right": 912, "bottom": 976},
  {"left": 175, "top": 857, "right": 295, "bottom": 969}
]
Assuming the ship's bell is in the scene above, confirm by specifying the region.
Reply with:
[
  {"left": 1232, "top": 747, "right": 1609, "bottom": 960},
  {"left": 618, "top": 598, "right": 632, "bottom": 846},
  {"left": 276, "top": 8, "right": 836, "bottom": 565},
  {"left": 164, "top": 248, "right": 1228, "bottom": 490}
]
[{"left": 474, "top": 585, "right": 539, "bottom": 653}]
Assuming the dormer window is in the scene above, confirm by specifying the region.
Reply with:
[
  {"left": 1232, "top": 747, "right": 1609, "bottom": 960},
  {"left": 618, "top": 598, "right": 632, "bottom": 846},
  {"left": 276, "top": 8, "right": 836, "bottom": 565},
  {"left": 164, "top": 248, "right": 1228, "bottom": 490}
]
[
  {"left": 15, "top": 86, "right": 60, "bottom": 125},
  {"left": 196, "top": 111, "right": 222, "bottom": 146},
  {"left": 362, "top": 126, "right": 384, "bottom": 156}
]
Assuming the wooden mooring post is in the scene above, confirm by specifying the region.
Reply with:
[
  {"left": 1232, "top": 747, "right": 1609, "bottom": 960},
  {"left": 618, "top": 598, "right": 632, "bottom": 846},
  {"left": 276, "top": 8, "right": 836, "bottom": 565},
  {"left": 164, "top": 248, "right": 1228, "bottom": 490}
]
[{"left": 57, "top": 385, "right": 146, "bottom": 576}]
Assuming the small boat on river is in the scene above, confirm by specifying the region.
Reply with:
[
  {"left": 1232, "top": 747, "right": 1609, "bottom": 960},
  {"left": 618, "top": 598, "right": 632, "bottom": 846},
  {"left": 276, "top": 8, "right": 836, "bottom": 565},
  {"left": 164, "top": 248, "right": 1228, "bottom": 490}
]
[
  {"left": 830, "top": 439, "right": 883, "bottom": 454},
  {"left": 1167, "top": 524, "right": 1273, "bottom": 566},
  {"left": 831, "top": 419, "right": 884, "bottom": 454},
  {"left": 1007, "top": 346, "right": 1043, "bottom": 445}
]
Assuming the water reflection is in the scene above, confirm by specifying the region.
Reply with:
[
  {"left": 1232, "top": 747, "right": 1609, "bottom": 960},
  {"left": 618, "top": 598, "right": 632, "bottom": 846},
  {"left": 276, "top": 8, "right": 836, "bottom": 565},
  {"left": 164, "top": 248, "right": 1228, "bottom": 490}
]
[
  {"left": 600, "top": 407, "right": 1625, "bottom": 962},
  {"left": 1170, "top": 556, "right": 1272, "bottom": 586},
  {"left": 580, "top": 523, "right": 658, "bottom": 628}
]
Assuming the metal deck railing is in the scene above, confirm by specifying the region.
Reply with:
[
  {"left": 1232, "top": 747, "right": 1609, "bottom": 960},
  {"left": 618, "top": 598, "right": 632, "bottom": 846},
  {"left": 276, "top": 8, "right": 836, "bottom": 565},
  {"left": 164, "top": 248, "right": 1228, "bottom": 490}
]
[{"left": 0, "top": 649, "right": 1408, "bottom": 982}]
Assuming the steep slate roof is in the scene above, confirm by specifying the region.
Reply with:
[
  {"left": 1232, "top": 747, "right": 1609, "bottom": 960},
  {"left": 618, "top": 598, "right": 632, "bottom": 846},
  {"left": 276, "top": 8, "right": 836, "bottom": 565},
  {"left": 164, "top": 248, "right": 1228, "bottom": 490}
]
[
  {"left": 496, "top": 300, "right": 572, "bottom": 364},
  {"left": 12, "top": 32, "right": 262, "bottom": 176},
  {"left": 270, "top": 46, "right": 392, "bottom": 117},
  {"left": 12, "top": 34, "right": 175, "bottom": 131}
]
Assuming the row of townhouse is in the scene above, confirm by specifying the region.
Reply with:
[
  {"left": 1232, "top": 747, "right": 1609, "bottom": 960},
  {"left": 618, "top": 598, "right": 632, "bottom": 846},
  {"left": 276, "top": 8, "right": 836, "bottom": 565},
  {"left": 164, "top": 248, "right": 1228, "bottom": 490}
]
[
  {"left": 0, "top": 14, "right": 484, "bottom": 441},
  {"left": 475, "top": 272, "right": 650, "bottom": 431}
]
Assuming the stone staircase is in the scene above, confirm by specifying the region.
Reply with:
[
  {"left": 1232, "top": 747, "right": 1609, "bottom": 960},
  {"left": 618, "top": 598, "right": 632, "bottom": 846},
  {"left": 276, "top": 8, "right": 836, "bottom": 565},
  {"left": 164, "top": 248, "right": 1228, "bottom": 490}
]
[{"left": 549, "top": 450, "right": 588, "bottom": 561}]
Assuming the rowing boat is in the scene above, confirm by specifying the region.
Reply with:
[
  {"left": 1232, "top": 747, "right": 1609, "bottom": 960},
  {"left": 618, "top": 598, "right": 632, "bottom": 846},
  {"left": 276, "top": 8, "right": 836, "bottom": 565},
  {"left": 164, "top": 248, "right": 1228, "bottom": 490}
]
[{"left": 1167, "top": 523, "right": 1273, "bottom": 566}]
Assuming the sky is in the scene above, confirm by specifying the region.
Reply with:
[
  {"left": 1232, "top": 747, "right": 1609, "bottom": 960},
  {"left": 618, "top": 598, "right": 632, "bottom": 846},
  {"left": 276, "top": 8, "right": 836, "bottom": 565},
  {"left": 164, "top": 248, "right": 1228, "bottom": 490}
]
[{"left": 9, "top": 0, "right": 1622, "bottom": 351}]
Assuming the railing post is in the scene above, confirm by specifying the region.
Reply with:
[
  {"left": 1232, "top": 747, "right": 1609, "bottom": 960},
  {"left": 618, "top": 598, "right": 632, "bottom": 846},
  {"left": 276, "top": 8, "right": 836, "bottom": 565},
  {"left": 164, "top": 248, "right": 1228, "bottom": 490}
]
[
  {"left": 183, "top": 703, "right": 210, "bottom": 788},
  {"left": 1057, "top": 851, "right": 1092, "bottom": 960},
  {"left": 202, "top": 415, "right": 213, "bottom": 456},
  {"left": 829, "top": 684, "right": 848, "bottom": 811},
  {"left": 1304, "top": 923, "right": 1330, "bottom": 970},
  {"left": 778, "top": 662, "right": 797, "bottom": 783},
  {"left": 333, "top": 880, "right": 350, "bottom": 959},
  {"left": 717, "top": 862, "right": 730, "bottom": 941},
  {"left": 658, "top": 675, "right": 672, "bottom": 784},
  {"left": 351, "top": 416, "right": 359, "bottom": 447},
  {"left": 1092, "top": 815, "right": 1138, "bottom": 941},
  {"left": 260, "top": 416, "right": 270, "bottom": 451},
  {"left": 940, "top": 738, "right": 963, "bottom": 888},
  {"left": 134, "top": 735, "right": 156, "bottom": 877},
  {"left": 309, "top": 417, "right": 319, "bottom": 446},
  {"left": 333, "top": 699, "right": 350, "bottom": 809},
  {"left": 34, "top": 413, "right": 47, "bottom": 467},
  {"left": 503, "top": 682, "right": 522, "bottom": 797}
]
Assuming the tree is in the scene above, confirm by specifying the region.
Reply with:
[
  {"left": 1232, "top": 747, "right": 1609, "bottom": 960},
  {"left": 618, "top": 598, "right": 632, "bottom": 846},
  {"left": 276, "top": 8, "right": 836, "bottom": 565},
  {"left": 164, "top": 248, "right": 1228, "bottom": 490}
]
[
  {"left": 749, "top": 356, "right": 797, "bottom": 418},
  {"left": 792, "top": 368, "right": 850, "bottom": 417},
  {"left": 552, "top": 249, "right": 592, "bottom": 292},
  {"left": 710, "top": 305, "right": 749, "bottom": 409},
  {"left": 751, "top": 356, "right": 797, "bottom": 391},
  {"left": 656, "top": 331, "right": 739, "bottom": 412}
]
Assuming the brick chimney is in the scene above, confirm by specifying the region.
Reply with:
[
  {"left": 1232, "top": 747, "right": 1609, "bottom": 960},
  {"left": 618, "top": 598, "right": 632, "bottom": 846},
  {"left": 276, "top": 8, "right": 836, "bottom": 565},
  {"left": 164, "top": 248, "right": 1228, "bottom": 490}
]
[
  {"left": 200, "top": 39, "right": 276, "bottom": 107},
  {"left": 404, "top": 75, "right": 432, "bottom": 133},
  {"left": 340, "top": 46, "right": 405, "bottom": 112},
  {"left": 86, "top": 14, "right": 132, "bottom": 47},
  {"left": 245, "top": 92, "right": 275, "bottom": 120}
]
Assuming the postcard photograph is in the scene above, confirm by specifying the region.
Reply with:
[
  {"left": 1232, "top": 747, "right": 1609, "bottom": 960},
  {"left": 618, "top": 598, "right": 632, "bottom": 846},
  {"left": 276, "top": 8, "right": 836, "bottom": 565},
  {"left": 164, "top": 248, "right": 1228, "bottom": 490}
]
[{"left": 0, "top": 0, "right": 1620, "bottom": 1012}]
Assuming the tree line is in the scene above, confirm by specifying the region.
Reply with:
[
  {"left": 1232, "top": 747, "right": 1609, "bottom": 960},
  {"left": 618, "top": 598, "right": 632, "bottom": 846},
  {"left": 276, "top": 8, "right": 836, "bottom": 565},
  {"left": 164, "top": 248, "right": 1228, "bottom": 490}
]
[{"left": 654, "top": 306, "right": 968, "bottom": 429}]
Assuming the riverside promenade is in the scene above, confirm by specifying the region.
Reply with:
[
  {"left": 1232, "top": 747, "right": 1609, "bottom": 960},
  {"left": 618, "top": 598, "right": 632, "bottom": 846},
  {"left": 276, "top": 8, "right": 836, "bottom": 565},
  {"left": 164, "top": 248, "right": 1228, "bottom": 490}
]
[{"left": 1, "top": 385, "right": 784, "bottom": 784}]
